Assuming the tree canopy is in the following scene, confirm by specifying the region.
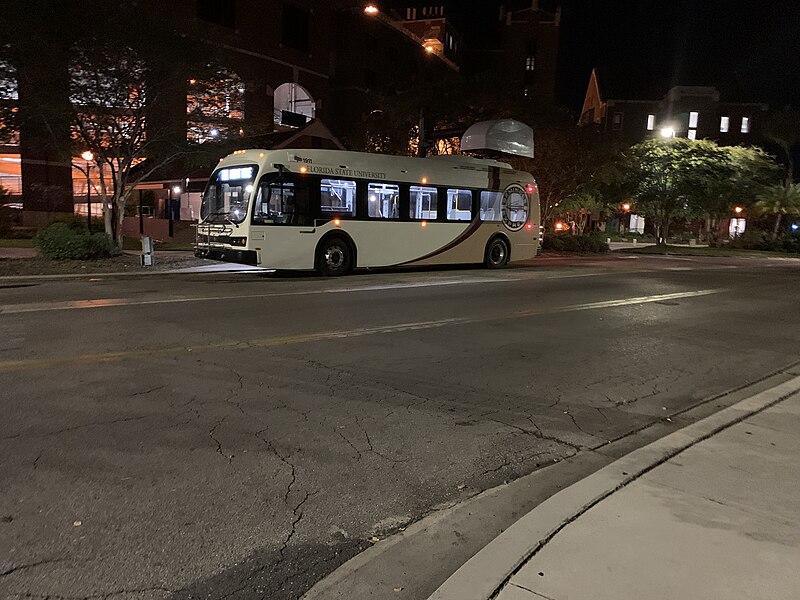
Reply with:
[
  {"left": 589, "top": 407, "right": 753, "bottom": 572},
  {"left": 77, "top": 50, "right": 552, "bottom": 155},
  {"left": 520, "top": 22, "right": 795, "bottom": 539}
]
[{"left": 609, "top": 138, "right": 780, "bottom": 244}]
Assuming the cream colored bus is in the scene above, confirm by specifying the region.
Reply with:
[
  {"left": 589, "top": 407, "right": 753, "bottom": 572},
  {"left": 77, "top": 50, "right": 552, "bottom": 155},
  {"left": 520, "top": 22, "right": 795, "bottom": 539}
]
[{"left": 195, "top": 149, "right": 541, "bottom": 275}]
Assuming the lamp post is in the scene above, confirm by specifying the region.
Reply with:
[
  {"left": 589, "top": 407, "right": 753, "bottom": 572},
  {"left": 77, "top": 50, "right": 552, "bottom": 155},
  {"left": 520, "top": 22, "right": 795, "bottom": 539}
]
[
  {"left": 169, "top": 185, "right": 181, "bottom": 238},
  {"left": 732, "top": 206, "right": 744, "bottom": 237},
  {"left": 81, "top": 151, "right": 94, "bottom": 230}
]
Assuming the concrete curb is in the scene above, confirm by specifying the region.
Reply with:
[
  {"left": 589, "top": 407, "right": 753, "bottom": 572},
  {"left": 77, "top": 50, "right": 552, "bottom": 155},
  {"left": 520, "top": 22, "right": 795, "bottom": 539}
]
[{"left": 427, "top": 374, "right": 800, "bottom": 600}]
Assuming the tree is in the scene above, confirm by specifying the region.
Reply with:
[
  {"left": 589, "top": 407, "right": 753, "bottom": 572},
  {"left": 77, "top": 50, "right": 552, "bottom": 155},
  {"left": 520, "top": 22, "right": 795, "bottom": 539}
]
[
  {"left": 66, "top": 4, "right": 216, "bottom": 246},
  {"left": 0, "top": 55, "right": 17, "bottom": 144},
  {"left": 691, "top": 145, "right": 779, "bottom": 244},
  {"left": 616, "top": 138, "right": 729, "bottom": 245},
  {"left": 765, "top": 108, "right": 800, "bottom": 183},
  {"left": 551, "top": 190, "right": 610, "bottom": 235},
  {"left": 753, "top": 183, "right": 800, "bottom": 239}
]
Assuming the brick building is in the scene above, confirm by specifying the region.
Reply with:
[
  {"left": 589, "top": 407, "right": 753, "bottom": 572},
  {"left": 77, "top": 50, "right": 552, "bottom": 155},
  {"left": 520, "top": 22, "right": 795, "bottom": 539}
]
[
  {"left": 0, "top": 0, "right": 457, "bottom": 223},
  {"left": 579, "top": 68, "right": 768, "bottom": 145}
]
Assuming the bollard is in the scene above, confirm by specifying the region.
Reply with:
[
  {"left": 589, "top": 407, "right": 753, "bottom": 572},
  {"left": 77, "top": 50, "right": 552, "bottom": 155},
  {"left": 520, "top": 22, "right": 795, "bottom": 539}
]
[
  {"left": 689, "top": 239, "right": 697, "bottom": 246},
  {"left": 632, "top": 238, "right": 637, "bottom": 245},
  {"left": 141, "top": 236, "right": 154, "bottom": 267},
  {"left": 606, "top": 238, "right": 611, "bottom": 244}
]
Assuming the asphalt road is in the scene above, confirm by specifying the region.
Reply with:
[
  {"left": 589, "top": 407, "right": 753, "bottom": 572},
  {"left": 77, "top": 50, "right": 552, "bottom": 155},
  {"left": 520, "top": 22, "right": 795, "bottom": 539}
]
[{"left": 2, "top": 253, "right": 800, "bottom": 600}]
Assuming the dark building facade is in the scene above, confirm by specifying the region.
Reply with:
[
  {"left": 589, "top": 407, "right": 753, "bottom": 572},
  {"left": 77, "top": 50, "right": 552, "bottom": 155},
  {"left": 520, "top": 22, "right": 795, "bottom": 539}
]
[
  {"left": 579, "top": 68, "right": 768, "bottom": 145},
  {"left": 0, "top": 0, "right": 457, "bottom": 221}
]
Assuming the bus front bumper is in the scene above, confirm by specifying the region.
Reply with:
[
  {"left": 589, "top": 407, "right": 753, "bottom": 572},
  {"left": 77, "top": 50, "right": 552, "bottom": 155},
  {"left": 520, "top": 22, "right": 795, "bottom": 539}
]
[{"left": 195, "top": 246, "right": 258, "bottom": 266}]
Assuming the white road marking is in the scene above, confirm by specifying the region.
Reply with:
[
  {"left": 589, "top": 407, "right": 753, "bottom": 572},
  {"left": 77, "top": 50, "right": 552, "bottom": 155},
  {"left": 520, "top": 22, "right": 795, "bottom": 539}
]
[
  {"left": 0, "top": 289, "right": 724, "bottom": 372},
  {"left": 0, "top": 269, "right": 713, "bottom": 316}
]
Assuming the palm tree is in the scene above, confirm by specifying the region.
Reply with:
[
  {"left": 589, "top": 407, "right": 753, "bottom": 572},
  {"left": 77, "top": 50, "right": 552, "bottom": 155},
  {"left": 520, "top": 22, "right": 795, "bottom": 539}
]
[{"left": 753, "top": 183, "right": 800, "bottom": 239}]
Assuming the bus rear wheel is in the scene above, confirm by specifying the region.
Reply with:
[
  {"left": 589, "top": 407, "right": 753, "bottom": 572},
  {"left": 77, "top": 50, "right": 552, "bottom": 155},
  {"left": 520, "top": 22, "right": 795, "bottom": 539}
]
[
  {"left": 317, "top": 237, "right": 353, "bottom": 276},
  {"left": 484, "top": 237, "right": 509, "bottom": 269}
]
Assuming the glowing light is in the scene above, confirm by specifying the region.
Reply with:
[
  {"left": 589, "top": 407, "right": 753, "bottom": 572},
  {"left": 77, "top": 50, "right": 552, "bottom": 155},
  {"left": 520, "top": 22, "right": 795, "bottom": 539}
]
[
  {"left": 660, "top": 127, "right": 675, "bottom": 138},
  {"left": 334, "top": 218, "right": 341, "bottom": 226},
  {"left": 172, "top": 185, "right": 182, "bottom": 195},
  {"left": 369, "top": 195, "right": 377, "bottom": 202},
  {"left": 622, "top": 203, "right": 631, "bottom": 211},
  {"left": 421, "top": 220, "right": 428, "bottom": 228},
  {"left": 245, "top": 185, "right": 253, "bottom": 193},
  {"left": 189, "top": 79, "right": 197, "bottom": 85},
  {"left": 210, "top": 128, "right": 219, "bottom": 137},
  {"left": 555, "top": 222, "right": 565, "bottom": 231},
  {"left": 364, "top": 4, "right": 379, "bottom": 14},
  {"left": 425, "top": 45, "right": 435, "bottom": 53},
  {"left": 526, "top": 184, "right": 535, "bottom": 193},
  {"left": 421, "top": 177, "right": 428, "bottom": 184},
  {"left": 526, "top": 223, "right": 533, "bottom": 230},
  {"left": 81, "top": 150, "right": 94, "bottom": 161},
  {"left": 299, "top": 165, "right": 308, "bottom": 174},
  {"left": 734, "top": 206, "right": 743, "bottom": 214},
  {"left": 792, "top": 224, "right": 799, "bottom": 231}
]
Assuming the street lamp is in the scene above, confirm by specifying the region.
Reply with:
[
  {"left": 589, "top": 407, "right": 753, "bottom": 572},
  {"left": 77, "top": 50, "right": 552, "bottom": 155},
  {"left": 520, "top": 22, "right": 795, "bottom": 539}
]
[
  {"left": 364, "top": 4, "right": 379, "bottom": 14},
  {"left": 660, "top": 127, "right": 675, "bottom": 139},
  {"left": 81, "top": 150, "right": 94, "bottom": 230},
  {"left": 734, "top": 206, "right": 743, "bottom": 215},
  {"left": 168, "top": 185, "right": 181, "bottom": 238}
]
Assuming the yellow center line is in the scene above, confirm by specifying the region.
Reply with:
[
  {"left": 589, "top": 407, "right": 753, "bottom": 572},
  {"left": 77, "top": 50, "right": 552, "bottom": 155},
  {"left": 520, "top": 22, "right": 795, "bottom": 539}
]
[{"left": 0, "top": 290, "right": 722, "bottom": 373}]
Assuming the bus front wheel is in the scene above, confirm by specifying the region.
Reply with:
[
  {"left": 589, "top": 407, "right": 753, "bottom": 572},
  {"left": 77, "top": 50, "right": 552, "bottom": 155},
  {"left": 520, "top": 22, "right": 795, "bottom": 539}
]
[
  {"left": 317, "top": 237, "right": 353, "bottom": 276},
  {"left": 484, "top": 237, "right": 509, "bottom": 269}
]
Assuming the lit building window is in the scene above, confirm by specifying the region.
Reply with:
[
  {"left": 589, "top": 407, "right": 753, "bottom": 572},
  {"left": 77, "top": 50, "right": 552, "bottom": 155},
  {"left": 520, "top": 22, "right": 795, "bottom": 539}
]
[
  {"left": 646, "top": 114, "right": 655, "bottom": 131},
  {"left": 688, "top": 129, "right": 697, "bottom": 140},
  {"left": 689, "top": 111, "right": 699, "bottom": 128},
  {"left": 741, "top": 116, "right": 750, "bottom": 133},
  {"left": 526, "top": 56, "right": 535, "bottom": 71},
  {"left": 720, "top": 116, "right": 730, "bottom": 133}
]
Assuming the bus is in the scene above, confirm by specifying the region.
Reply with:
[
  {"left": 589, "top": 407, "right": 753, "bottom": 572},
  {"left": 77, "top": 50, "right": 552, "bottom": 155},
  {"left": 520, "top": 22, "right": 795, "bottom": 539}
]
[{"left": 195, "top": 149, "right": 541, "bottom": 275}]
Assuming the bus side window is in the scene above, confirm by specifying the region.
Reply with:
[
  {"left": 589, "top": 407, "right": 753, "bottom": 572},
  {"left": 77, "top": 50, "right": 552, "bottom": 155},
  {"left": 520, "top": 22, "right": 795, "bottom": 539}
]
[
  {"left": 368, "top": 182, "right": 400, "bottom": 219},
  {"left": 480, "top": 191, "right": 502, "bottom": 222},
  {"left": 446, "top": 189, "right": 472, "bottom": 221},
  {"left": 254, "top": 181, "right": 294, "bottom": 224},
  {"left": 409, "top": 185, "right": 437, "bottom": 220},
  {"left": 321, "top": 179, "right": 356, "bottom": 217},
  {"left": 253, "top": 177, "right": 311, "bottom": 225}
]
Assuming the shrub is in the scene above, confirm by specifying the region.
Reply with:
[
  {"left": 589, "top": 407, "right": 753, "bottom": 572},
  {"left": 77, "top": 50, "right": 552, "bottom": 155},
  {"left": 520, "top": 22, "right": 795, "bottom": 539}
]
[
  {"left": 34, "top": 222, "right": 118, "bottom": 260},
  {"left": 728, "top": 229, "right": 799, "bottom": 253},
  {"left": 542, "top": 234, "right": 609, "bottom": 254}
]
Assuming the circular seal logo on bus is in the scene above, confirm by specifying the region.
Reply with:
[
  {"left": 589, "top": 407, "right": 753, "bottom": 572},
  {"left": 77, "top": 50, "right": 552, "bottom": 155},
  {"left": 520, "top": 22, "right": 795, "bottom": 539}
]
[{"left": 502, "top": 184, "right": 529, "bottom": 232}]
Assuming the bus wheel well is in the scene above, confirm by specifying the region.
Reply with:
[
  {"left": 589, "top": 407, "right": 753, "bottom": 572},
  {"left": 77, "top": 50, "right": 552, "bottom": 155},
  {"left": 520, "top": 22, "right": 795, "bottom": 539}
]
[
  {"left": 484, "top": 234, "right": 511, "bottom": 268},
  {"left": 315, "top": 232, "right": 357, "bottom": 271}
]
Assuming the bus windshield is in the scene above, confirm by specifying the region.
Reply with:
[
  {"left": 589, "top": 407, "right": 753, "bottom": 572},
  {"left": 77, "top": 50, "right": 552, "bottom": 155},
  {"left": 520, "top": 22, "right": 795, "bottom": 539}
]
[{"left": 201, "top": 165, "right": 258, "bottom": 224}]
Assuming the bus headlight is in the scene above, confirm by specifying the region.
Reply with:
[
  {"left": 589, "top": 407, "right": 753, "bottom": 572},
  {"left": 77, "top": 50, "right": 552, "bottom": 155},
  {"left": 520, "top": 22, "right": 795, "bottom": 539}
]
[{"left": 229, "top": 237, "right": 248, "bottom": 247}]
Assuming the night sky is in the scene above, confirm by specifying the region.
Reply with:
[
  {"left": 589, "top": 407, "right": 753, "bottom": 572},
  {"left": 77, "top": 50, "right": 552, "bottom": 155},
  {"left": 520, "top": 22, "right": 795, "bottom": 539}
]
[{"left": 441, "top": 0, "right": 800, "bottom": 112}]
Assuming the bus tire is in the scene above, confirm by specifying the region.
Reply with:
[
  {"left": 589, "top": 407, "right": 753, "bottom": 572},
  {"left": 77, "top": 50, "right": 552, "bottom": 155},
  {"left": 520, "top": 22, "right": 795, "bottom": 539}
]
[
  {"left": 317, "top": 237, "right": 353, "bottom": 276},
  {"left": 484, "top": 236, "right": 510, "bottom": 269}
]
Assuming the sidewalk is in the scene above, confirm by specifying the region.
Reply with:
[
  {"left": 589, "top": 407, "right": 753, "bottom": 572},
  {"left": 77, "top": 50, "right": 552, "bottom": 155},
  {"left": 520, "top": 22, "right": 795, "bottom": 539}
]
[{"left": 430, "top": 376, "right": 800, "bottom": 600}]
